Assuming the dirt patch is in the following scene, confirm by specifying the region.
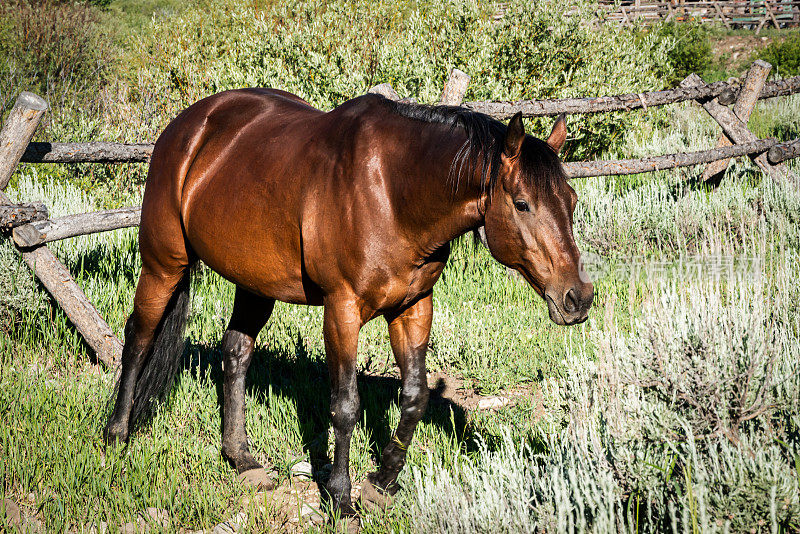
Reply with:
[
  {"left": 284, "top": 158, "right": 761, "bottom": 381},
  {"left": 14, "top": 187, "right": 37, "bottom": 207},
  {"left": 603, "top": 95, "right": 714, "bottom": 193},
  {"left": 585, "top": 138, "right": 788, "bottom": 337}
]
[
  {"left": 361, "top": 367, "right": 538, "bottom": 413},
  {"left": 426, "top": 370, "right": 539, "bottom": 412},
  {"left": 712, "top": 35, "right": 773, "bottom": 75}
]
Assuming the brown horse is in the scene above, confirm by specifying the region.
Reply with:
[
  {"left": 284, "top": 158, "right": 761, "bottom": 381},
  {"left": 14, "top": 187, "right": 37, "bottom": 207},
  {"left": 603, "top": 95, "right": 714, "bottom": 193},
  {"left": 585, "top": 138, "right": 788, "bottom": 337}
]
[{"left": 104, "top": 88, "right": 593, "bottom": 518}]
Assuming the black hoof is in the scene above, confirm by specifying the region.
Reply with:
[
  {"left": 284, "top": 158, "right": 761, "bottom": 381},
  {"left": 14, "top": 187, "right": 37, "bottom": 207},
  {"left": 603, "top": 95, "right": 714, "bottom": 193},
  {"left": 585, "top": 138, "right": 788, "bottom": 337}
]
[
  {"left": 238, "top": 468, "right": 277, "bottom": 491},
  {"left": 359, "top": 473, "right": 397, "bottom": 511},
  {"left": 102, "top": 423, "right": 128, "bottom": 446}
]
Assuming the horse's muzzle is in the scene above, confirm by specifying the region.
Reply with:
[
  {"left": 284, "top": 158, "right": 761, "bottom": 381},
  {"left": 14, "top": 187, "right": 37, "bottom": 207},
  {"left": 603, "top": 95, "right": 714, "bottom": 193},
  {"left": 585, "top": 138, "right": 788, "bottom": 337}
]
[{"left": 545, "top": 282, "right": 594, "bottom": 326}]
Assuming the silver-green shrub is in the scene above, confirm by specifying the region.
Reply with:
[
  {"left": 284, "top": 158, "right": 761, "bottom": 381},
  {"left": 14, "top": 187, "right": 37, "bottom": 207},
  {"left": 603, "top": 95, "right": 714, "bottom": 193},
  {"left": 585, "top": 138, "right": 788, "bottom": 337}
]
[{"left": 409, "top": 256, "right": 800, "bottom": 532}]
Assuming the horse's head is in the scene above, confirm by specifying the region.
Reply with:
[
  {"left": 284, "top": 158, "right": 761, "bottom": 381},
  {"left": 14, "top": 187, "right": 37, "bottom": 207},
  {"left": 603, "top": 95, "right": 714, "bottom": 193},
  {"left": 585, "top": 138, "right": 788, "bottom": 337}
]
[{"left": 483, "top": 113, "right": 593, "bottom": 326}]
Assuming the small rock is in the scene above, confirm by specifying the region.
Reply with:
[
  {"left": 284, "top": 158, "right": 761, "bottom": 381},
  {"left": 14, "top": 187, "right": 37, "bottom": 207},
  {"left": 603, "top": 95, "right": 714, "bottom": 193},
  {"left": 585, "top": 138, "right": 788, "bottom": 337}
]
[
  {"left": 212, "top": 522, "right": 238, "bottom": 534},
  {"left": 88, "top": 520, "right": 109, "bottom": 534},
  {"left": 212, "top": 512, "right": 248, "bottom": 533},
  {"left": 291, "top": 461, "right": 314, "bottom": 478},
  {"left": 477, "top": 396, "right": 510, "bottom": 410},
  {"left": 238, "top": 468, "right": 277, "bottom": 491},
  {"left": 25, "top": 516, "right": 44, "bottom": 533},
  {"left": 300, "top": 503, "right": 325, "bottom": 524},
  {"left": 3, "top": 499, "right": 22, "bottom": 527}
]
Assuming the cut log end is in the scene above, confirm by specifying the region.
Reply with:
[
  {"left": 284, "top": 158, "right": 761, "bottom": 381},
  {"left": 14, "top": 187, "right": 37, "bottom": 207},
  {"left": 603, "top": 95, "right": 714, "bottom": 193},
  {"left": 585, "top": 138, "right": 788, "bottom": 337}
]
[
  {"left": 0, "top": 202, "right": 48, "bottom": 229},
  {"left": 17, "top": 91, "right": 49, "bottom": 112},
  {"left": 12, "top": 224, "right": 46, "bottom": 248}
]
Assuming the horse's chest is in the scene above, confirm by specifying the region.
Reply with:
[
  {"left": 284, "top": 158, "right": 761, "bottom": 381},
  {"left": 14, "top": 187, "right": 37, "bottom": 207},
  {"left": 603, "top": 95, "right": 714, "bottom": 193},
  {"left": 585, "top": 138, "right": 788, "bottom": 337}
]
[
  {"left": 376, "top": 245, "right": 449, "bottom": 311},
  {"left": 405, "top": 261, "right": 444, "bottom": 299}
]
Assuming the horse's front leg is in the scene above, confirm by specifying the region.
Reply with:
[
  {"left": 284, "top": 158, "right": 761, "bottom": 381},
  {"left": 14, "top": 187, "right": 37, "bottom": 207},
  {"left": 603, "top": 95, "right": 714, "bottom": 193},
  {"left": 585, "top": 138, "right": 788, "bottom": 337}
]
[
  {"left": 323, "top": 297, "right": 363, "bottom": 518},
  {"left": 361, "top": 292, "right": 432, "bottom": 508}
]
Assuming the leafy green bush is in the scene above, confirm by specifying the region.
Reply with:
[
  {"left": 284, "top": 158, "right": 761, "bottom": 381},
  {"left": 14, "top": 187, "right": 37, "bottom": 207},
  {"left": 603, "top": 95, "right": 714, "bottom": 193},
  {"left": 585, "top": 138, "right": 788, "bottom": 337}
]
[
  {"left": 0, "top": 0, "right": 108, "bottom": 101},
  {"left": 117, "top": 0, "right": 671, "bottom": 158},
  {"left": 655, "top": 21, "right": 712, "bottom": 86},
  {"left": 759, "top": 35, "right": 800, "bottom": 77}
]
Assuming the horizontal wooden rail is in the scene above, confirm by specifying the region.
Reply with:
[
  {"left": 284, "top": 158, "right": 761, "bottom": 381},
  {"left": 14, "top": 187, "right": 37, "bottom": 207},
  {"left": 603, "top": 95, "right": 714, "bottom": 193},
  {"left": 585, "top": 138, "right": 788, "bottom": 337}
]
[
  {"left": 563, "top": 137, "right": 780, "bottom": 178},
  {"left": 12, "top": 206, "right": 141, "bottom": 248},
  {"left": 21, "top": 142, "right": 153, "bottom": 163},
  {"left": 464, "top": 76, "right": 800, "bottom": 119},
  {"left": 0, "top": 202, "right": 47, "bottom": 229}
]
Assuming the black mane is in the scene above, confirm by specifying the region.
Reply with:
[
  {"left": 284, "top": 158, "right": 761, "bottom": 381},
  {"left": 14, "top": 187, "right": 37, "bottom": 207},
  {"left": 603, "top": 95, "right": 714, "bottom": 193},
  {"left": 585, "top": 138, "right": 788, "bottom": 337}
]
[{"left": 383, "top": 98, "right": 565, "bottom": 197}]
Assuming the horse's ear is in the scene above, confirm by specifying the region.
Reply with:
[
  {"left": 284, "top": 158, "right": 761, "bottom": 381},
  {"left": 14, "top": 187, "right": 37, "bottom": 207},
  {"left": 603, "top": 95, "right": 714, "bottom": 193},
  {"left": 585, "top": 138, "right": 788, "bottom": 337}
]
[
  {"left": 546, "top": 114, "right": 567, "bottom": 154},
  {"left": 503, "top": 112, "right": 525, "bottom": 160}
]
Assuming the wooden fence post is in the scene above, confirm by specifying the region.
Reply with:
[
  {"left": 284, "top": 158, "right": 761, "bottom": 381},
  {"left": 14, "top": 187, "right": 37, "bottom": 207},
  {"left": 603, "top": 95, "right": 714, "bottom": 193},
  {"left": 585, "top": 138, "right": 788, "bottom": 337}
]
[
  {"left": 0, "top": 92, "right": 48, "bottom": 190},
  {"left": 0, "top": 92, "right": 123, "bottom": 366},
  {"left": 681, "top": 73, "right": 800, "bottom": 187},
  {"left": 438, "top": 69, "right": 471, "bottom": 106},
  {"left": 702, "top": 60, "right": 771, "bottom": 183},
  {"left": 367, "top": 83, "right": 401, "bottom": 101}
]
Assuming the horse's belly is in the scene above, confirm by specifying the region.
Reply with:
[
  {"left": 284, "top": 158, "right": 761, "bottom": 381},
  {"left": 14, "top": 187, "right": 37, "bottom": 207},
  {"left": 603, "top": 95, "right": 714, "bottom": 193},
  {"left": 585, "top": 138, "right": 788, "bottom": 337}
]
[
  {"left": 200, "top": 247, "right": 315, "bottom": 305},
  {"left": 183, "top": 192, "right": 317, "bottom": 305}
]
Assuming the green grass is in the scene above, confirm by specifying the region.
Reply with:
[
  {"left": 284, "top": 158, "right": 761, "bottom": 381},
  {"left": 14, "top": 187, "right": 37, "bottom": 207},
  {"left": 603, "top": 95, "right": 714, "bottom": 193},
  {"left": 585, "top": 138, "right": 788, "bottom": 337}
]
[{"left": 102, "top": 0, "right": 203, "bottom": 43}]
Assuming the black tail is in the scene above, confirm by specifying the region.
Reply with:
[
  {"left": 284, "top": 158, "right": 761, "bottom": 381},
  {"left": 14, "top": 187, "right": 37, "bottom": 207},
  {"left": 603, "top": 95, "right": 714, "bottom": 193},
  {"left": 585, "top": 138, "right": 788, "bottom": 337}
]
[{"left": 125, "top": 270, "right": 191, "bottom": 432}]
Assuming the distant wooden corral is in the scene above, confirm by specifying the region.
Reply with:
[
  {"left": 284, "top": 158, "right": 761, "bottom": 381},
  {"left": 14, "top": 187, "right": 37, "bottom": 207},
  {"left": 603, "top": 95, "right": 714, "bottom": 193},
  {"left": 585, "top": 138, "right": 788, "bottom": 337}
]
[{"left": 597, "top": 0, "right": 800, "bottom": 32}]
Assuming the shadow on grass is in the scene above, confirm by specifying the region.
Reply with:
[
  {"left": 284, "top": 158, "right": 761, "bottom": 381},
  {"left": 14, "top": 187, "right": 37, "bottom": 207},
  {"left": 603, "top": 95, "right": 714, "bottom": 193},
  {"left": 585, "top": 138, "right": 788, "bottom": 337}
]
[{"left": 180, "top": 336, "right": 482, "bottom": 478}]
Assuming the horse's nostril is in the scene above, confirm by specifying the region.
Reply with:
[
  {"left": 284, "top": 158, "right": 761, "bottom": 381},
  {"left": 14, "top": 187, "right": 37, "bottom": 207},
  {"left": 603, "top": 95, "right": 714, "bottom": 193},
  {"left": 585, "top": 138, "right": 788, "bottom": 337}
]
[{"left": 564, "top": 288, "right": 578, "bottom": 314}]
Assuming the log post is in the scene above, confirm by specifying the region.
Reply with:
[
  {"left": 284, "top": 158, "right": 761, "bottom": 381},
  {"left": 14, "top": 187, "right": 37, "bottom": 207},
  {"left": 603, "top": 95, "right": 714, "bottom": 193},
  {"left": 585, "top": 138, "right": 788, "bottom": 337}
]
[
  {"left": 681, "top": 73, "right": 800, "bottom": 186},
  {"left": 0, "top": 202, "right": 48, "bottom": 229},
  {"left": 21, "top": 142, "right": 154, "bottom": 164},
  {"left": 367, "top": 83, "right": 401, "bottom": 101},
  {"left": 713, "top": 1, "right": 732, "bottom": 29},
  {"left": 438, "top": 69, "right": 471, "bottom": 106},
  {"left": 0, "top": 92, "right": 48, "bottom": 189},
  {"left": 0, "top": 92, "right": 122, "bottom": 366},
  {"left": 702, "top": 60, "right": 771, "bottom": 183},
  {"left": 764, "top": 1, "right": 781, "bottom": 28}
]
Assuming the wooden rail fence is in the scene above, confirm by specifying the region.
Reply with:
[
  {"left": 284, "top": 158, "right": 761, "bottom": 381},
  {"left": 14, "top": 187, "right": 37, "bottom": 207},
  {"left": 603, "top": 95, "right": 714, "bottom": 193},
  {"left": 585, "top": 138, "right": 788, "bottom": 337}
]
[
  {"left": 597, "top": 0, "right": 800, "bottom": 32},
  {"left": 2, "top": 61, "right": 799, "bottom": 366}
]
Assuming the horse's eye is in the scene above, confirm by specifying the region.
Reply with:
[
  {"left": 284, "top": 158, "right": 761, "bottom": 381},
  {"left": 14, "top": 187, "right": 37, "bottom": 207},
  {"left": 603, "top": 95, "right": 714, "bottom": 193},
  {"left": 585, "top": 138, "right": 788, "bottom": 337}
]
[{"left": 514, "top": 200, "right": 530, "bottom": 212}]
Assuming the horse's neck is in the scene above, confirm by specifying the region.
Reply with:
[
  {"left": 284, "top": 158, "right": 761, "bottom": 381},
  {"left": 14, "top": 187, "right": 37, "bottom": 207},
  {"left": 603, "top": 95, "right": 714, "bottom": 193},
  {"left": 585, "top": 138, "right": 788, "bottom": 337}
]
[{"left": 388, "top": 130, "right": 486, "bottom": 254}]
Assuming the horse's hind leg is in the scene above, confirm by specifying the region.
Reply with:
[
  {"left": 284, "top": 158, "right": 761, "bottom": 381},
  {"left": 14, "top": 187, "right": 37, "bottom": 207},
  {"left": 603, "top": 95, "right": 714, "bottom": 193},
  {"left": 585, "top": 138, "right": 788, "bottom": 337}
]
[
  {"left": 104, "top": 263, "right": 190, "bottom": 443},
  {"left": 361, "top": 292, "right": 432, "bottom": 509},
  {"left": 220, "top": 287, "right": 275, "bottom": 489}
]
